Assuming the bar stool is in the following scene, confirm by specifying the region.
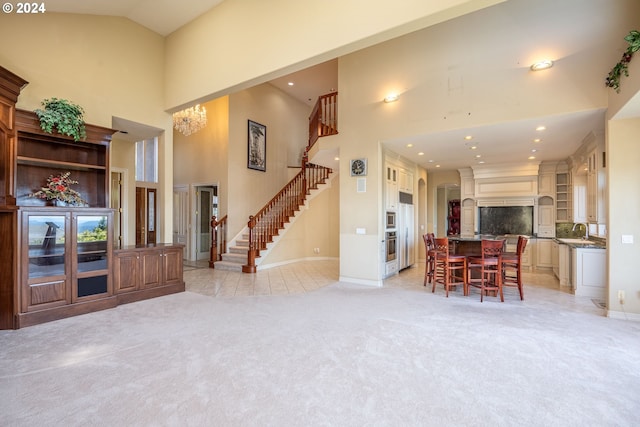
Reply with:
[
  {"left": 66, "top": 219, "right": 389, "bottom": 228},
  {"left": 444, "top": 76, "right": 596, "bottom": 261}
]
[
  {"left": 423, "top": 233, "right": 437, "bottom": 286},
  {"left": 432, "top": 237, "right": 466, "bottom": 297},
  {"left": 467, "top": 239, "right": 504, "bottom": 302},
  {"left": 502, "top": 235, "right": 528, "bottom": 300}
]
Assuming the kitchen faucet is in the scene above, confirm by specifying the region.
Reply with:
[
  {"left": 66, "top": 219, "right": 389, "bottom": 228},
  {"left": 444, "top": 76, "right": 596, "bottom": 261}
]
[{"left": 572, "top": 222, "right": 589, "bottom": 239}]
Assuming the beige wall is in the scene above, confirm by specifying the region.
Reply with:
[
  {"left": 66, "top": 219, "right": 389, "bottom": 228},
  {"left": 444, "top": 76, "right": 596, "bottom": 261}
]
[
  {"left": 606, "top": 117, "right": 640, "bottom": 319},
  {"left": 174, "top": 96, "right": 230, "bottom": 218},
  {"left": 110, "top": 138, "right": 136, "bottom": 245},
  {"left": 173, "top": 83, "right": 311, "bottom": 244},
  {"left": 607, "top": 56, "right": 640, "bottom": 318},
  {"left": 163, "top": 0, "right": 504, "bottom": 109},
  {"left": 226, "top": 83, "right": 310, "bottom": 238},
  {"left": 0, "top": 12, "right": 174, "bottom": 243}
]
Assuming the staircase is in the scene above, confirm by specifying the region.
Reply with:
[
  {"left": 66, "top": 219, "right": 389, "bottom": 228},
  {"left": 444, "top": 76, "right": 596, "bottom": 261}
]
[
  {"left": 213, "top": 235, "right": 250, "bottom": 272},
  {"left": 213, "top": 167, "right": 334, "bottom": 272},
  {"left": 210, "top": 91, "right": 338, "bottom": 273}
]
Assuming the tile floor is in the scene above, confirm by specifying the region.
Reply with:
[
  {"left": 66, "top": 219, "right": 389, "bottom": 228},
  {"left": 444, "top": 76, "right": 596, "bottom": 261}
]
[
  {"left": 184, "top": 258, "right": 581, "bottom": 302},
  {"left": 184, "top": 259, "right": 341, "bottom": 297}
]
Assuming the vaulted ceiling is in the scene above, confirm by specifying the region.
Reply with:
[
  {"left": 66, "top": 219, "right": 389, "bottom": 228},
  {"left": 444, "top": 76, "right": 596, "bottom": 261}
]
[{"left": 44, "top": 0, "right": 640, "bottom": 172}]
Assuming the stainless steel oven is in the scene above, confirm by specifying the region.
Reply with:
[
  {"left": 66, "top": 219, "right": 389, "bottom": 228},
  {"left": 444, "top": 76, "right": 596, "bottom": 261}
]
[
  {"left": 386, "top": 211, "right": 396, "bottom": 229},
  {"left": 386, "top": 231, "right": 397, "bottom": 262}
]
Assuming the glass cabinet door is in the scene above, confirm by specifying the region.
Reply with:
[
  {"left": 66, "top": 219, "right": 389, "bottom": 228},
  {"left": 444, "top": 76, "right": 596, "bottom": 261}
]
[
  {"left": 27, "top": 215, "right": 67, "bottom": 279},
  {"left": 76, "top": 214, "right": 110, "bottom": 298}
]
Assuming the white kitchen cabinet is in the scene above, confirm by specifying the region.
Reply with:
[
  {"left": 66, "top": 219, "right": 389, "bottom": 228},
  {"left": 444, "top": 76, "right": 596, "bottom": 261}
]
[
  {"left": 385, "top": 165, "right": 398, "bottom": 210},
  {"left": 536, "top": 238, "right": 553, "bottom": 269},
  {"left": 573, "top": 174, "right": 587, "bottom": 223},
  {"left": 538, "top": 196, "right": 555, "bottom": 237},
  {"left": 570, "top": 246, "right": 606, "bottom": 298},
  {"left": 521, "top": 238, "right": 533, "bottom": 271},
  {"left": 586, "top": 147, "right": 606, "bottom": 224},
  {"left": 538, "top": 168, "right": 555, "bottom": 196},
  {"left": 555, "top": 172, "right": 572, "bottom": 222},
  {"left": 558, "top": 243, "right": 570, "bottom": 288},
  {"left": 459, "top": 168, "right": 475, "bottom": 199},
  {"left": 398, "top": 169, "right": 413, "bottom": 194},
  {"left": 460, "top": 199, "right": 475, "bottom": 236},
  {"left": 552, "top": 240, "right": 559, "bottom": 277}
]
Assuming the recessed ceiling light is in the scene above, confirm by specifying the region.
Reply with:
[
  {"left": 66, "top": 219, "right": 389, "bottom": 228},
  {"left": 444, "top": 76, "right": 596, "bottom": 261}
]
[
  {"left": 533, "top": 138, "right": 541, "bottom": 143},
  {"left": 530, "top": 60, "right": 553, "bottom": 71},
  {"left": 418, "top": 152, "right": 424, "bottom": 156},
  {"left": 464, "top": 135, "right": 473, "bottom": 140},
  {"left": 475, "top": 154, "right": 481, "bottom": 158},
  {"left": 384, "top": 93, "right": 399, "bottom": 103},
  {"left": 435, "top": 164, "right": 441, "bottom": 168},
  {"left": 536, "top": 126, "right": 546, "bottom": 131},
  {"left": 469, "top": 145, "right": 478, "bottom": 150},
  {"left": 428, "top": 159, "right": 434, "bottom": 163},
  {"left": 288, "top": 82, "right": 294, "bottom": 86},
  {"left": 478, "top": 160, "right": 485, "bottom": 164},
  {"left": 334, "top": 157, "right": 340, "bottom": 161},
  {"left": 406, "top": 143, "right": 413, "bottom": 148},
  {"left": 531, "top": 149, "right": 538, "bottom": 153},
  {"left": 528, "top": 156, "right": 536, "bottom": 160}
]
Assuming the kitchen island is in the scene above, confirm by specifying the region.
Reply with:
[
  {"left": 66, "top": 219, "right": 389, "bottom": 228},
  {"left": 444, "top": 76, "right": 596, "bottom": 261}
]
[{"left": 448, "top": 235, "right": 508, "bottom": 256}]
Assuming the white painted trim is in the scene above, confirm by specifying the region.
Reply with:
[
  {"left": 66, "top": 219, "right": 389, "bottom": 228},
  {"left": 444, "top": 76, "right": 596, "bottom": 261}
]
[
  {"left": 338, "top": 276, "right": 383, "bottom": 287},
  {"left": 110, "top": 167, "right": 129, "bottom": 245},
  {"left": 607, "top": 310, "right": 640, "bottom": 322},
  {"left": 258, "top": 256, "right": 338, "bottom": 271}
]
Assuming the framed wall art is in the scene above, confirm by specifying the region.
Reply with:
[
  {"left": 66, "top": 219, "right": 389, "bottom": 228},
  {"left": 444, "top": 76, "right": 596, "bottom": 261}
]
[{"left": 247, "top": 120, "right": 266, "bottom": 171}]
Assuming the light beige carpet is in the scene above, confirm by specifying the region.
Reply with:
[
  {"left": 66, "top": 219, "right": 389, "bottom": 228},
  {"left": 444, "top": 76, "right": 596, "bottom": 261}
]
[{"left": 1, "top": 273, "right": 639, "bottom": 426}]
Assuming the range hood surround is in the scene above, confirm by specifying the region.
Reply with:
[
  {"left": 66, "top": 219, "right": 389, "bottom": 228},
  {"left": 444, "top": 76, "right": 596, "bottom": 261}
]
[{"left": 470, "top": 163, "right": 540, "bottom": 200}]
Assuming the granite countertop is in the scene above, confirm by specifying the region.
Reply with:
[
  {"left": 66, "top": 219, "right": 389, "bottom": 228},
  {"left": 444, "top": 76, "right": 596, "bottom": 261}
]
[
  {"left": 553, "top": 237, "right": 606, "bottom": 249},
  {"left": 448, "top": 234, "right": 520, "bottom": 242}
]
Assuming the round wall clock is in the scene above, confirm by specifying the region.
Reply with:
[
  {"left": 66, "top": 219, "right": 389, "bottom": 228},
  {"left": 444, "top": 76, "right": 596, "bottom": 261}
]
[{"left": 350, "top": 158, "right": 367, "bottom": 176}]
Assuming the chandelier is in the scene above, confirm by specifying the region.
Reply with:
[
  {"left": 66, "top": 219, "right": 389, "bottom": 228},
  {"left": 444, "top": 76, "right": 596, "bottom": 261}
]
[{"left": 172, "top": 104, "right": 207, "bottom": 136}]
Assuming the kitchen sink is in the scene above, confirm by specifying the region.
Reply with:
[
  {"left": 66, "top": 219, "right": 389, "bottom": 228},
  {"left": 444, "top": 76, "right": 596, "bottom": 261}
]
[
  {"left": 557, "top": 238, "right": 596, "bottom": 245},
  {"left": 557, "top": 238, "right": 591, "bottom": 245}
]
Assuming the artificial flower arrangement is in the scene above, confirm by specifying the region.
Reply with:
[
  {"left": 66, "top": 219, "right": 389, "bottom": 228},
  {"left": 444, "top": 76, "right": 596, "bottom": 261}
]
[
  {"left": 30, "top": 172, "right": 88, "bottom": 206},
  {"left": 606, "top": 30, "right": 640, "bottom": 93}
]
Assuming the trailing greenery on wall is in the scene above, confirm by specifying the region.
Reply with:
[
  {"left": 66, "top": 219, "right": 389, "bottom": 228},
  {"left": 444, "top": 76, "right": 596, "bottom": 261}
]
[
  {"left": 34, "top": 98, "right": 87, "bottom": 141},
  {"left": 606, "top": 30, "right": 640, "bottom": 93}
]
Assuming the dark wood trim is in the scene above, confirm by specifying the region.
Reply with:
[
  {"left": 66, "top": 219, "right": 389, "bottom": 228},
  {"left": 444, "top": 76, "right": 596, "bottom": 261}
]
[
  {"left": 15, "top": 108, "right": 115, "bottom": 146},
  {"left": 0, "top": 66, "right": 28, "bottom": 104},
  {"left": 116, "top": 282, "right": 185, "bottom": 305},
  {"left": 16, "top": 296, "right": 118, "bottom": 329}
]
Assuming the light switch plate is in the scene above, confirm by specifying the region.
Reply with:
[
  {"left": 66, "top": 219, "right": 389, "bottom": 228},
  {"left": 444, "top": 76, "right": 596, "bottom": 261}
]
[{"left": 621, "top": 235, "right": 634, "bottom": 244}]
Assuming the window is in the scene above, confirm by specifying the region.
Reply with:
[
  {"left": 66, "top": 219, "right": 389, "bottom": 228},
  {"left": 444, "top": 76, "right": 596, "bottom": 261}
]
[{"left": 135, "top": 138, "right": 158, "bottom": 183}]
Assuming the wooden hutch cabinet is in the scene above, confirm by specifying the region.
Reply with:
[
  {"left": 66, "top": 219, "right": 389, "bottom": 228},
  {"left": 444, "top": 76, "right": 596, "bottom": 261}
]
[
  {"left": 0, "top": 66, "right": 28, "bottom": 330},
  {"left": 113, "top": 244, "right": 184, "bottom": 304},
  {"left": 0, "top": 65, "right": 184, "bottom": 329}
]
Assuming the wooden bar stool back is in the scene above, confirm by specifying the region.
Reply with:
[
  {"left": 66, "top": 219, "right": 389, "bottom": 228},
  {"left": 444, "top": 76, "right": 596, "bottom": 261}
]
[
  {"left": 423, "top": 233, "right": 437, "bottom": 286},
  {"left": 433, "top": 237, "right": 466, "bottom": 297},
  {"left": 467, "top": 239, "right": 504, "bottom": 302},
  {"left": 502, "top": 236, "right": 528, "bottom": 300}
]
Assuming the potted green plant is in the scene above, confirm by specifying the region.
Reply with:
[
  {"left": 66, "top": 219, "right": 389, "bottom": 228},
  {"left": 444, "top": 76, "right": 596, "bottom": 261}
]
[{"left": 34, "top": 98, "right": 87, "bottom": 141}]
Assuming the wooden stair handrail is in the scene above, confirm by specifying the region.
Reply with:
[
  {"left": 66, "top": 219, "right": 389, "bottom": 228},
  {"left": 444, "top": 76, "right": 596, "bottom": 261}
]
[
  {"left": 308, "top": 91, "right": 338, "bottom": 151},
  {"left": 209, "top": 214, "right": 228, "bottom": 268},
  {"left": 243, "top": 161, "right": 332, "bottom": 273}
]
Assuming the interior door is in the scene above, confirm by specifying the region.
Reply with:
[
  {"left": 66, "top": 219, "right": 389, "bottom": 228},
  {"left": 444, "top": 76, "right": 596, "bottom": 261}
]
[
  {"left": 135, "top": 187, "right": 157, "bottom": 245},
  {"left": 173, "top": 186, "right": 189, "bottom": 256},
  {"left": 196, "top": 186, "right": 214, "bottom": 260},
  {"left": 135, "top": 187, "right": 145, "bottom": 245}
]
